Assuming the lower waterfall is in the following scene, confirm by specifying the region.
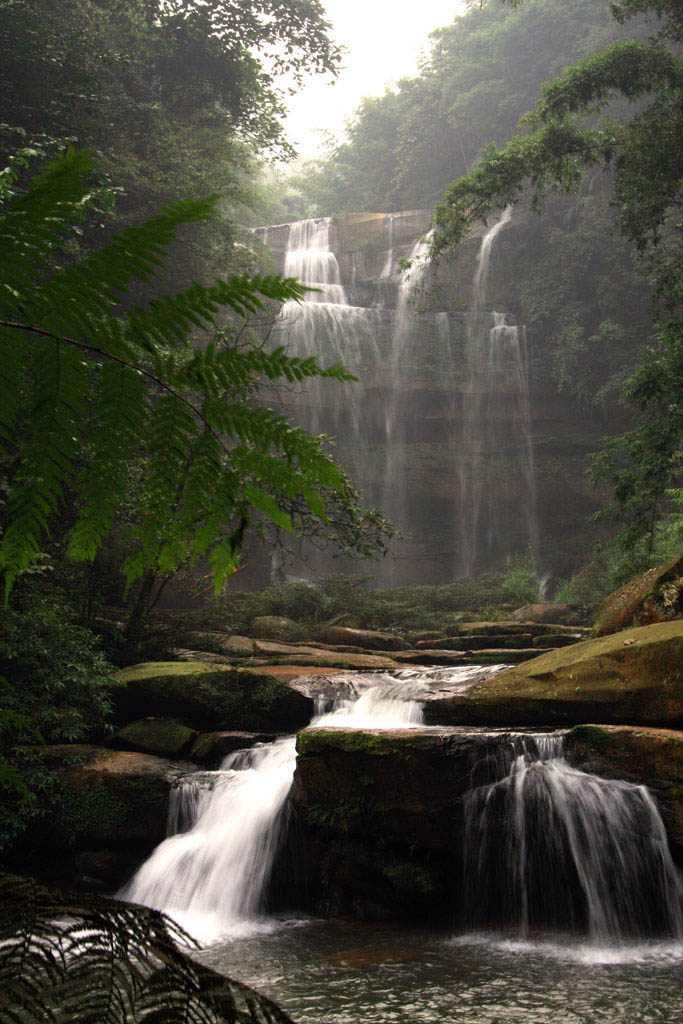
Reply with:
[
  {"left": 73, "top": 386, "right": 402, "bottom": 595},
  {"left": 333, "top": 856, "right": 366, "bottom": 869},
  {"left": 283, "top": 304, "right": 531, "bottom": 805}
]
[
  {"left": 463, "top": 734, "right": 683, "bottom": 941},
  {"left": 121, "top": 681, "right": 683, "bottom": 949},
  {"left": 120, "top": 685, "right": 424, "bottom": 940}
]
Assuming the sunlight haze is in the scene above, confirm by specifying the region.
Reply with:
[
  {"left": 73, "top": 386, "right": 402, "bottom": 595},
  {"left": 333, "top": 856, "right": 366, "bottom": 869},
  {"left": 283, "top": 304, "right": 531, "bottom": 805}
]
[{"left": 284, "top": 0, "right": 466, "bottom": 157}]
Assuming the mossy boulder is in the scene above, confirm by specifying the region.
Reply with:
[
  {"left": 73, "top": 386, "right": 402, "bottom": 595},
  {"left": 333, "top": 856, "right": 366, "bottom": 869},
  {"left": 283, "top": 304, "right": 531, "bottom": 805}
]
[
  {"left": 423, "top": 621, "right": 683, "bottom": 728},
  {"left": 16, "top": 745, "right": 189, "bottom": 888},
  {"left": 113, "top": 661, "right": 313, "bottom": 732},
  {"left": 289, "top": 726, "right": 517, "bottom": 919},
  {"left": 594, "top": 555, "right": 683, "bottom": 636},
  {"left": 250, "top": 615, "right": 303, "bottom": 640},
  {"left": 110, "top": 718, "right": 197, "bottom": 758},
  {"left": 565, "top": 725, "right": 683, "bottom": 860}
]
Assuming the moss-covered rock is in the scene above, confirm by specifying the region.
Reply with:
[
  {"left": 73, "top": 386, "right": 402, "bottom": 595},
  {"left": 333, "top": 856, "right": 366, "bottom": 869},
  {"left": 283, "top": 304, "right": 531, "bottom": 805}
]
[
  {"left": 250, "top": 615, "right": 303, "bottom": 640},
  {"left": 110, "top": 718, "right": 197, "bottom": 758},
  {"left": 289, "top": 726, "right": 516, "bottom": 919},
  {"left": 565, "top": 724, "right": 683, "bottom": 859},
  {"left": 423, "top": 621, "right": 683, "bottom": 728},
  {"left": 114, "top": 661, "right": 313, "bottom": 731},
  {"left": 13, "top": 744, "right": 189, "bottom": 888},
  {"left": 594, "top": 556, "right": 683, "bottom": 636}
]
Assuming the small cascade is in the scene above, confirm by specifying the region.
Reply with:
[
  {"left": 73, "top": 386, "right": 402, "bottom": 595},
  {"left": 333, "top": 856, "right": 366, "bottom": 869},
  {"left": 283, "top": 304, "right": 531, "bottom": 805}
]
[
  {"left": 463, "top": 734, "right": 683, "bottom": 941},
  {"left": 459, "top": 208, "right": 539, "bottom": 576},
  {"left": 120, "top": 685, "right": 424, "bottom": 940},
  {"left": 379, "top": 213, "right": 395, "bottom": 279}
]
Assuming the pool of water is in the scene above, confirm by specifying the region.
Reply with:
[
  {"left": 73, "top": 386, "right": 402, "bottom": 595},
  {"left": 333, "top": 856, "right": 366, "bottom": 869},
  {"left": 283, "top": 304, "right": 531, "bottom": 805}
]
[{"left": 197, "top": 919, "right": 683, "bottom": 1023}]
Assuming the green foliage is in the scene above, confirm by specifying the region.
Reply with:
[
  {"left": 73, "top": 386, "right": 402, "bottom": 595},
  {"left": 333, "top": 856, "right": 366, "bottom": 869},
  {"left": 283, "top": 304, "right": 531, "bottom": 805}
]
[
  {"left": 500, "top": 552, "right": 541, "bottom": 604},
  {"left": 0, "top": 594, "right": 115, "bottom": 743},
  {"left": 199, "top": 568, "right": 551, "bottom": 637},
  {"left": 428, "top": 0, "right": 682, "bottom": 555},
  {"left": 0, "top": 872, "right": 294, "bottom": 1023},
  {"left": 0, "top": 151, "right": 392, "bottom": 599}
]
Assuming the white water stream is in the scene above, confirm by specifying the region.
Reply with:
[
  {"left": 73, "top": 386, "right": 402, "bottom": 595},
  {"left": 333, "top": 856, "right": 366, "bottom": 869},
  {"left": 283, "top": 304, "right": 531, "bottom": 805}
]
[
  {"left": 459, "top": 207, "right": 540, "bottom": 576},
  {"left": 121, "top": 684, "right": 424, "bottom": 941}
]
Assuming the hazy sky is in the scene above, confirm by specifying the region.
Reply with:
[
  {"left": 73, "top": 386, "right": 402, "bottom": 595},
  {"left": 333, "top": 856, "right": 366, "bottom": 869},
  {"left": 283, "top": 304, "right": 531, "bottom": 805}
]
[{"left": 284, "top": 0, "right": 466, "bottom": 158}]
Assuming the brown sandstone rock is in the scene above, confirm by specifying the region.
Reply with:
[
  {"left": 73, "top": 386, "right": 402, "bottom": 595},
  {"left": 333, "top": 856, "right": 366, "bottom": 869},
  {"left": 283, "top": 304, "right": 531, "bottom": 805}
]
[{"left": 565, "top": 724, "right": 683, "bottom": 858}]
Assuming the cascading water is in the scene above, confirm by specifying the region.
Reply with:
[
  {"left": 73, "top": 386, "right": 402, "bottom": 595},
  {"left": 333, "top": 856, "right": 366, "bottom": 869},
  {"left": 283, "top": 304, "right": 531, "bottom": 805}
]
[
  {"left": 120, "top": 685, "right": 424, "bottom": 941},
  {"left": 463, "top": 733, "right": 683, "bottom": 941},
  {"left": 459, "top": 207, "right": 540, "bottom": 576},
  {"left": 279, "top": 218, "right": 380, "bottom": 438},
  {"left": 381, "top": 233, "right": 436, "bottom": 583}
]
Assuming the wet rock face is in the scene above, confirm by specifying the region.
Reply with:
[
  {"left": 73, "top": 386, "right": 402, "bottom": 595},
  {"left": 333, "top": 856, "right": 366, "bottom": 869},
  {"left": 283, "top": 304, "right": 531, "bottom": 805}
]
[
  {"left": 287, "top": 726, "right": 542, "bottom": 919},
  {"left": 594, "top": 556, "right": 683, "bottom": 637},
  {"left": 422, "top": 621, "right": 683, "bottom": 728},
  {"left": 565, "top": 725, "right": 683, "bottom": 861}
]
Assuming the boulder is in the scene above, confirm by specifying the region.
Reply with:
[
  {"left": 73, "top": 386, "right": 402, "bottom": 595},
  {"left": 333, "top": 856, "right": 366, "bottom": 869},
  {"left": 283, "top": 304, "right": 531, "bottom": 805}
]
[
  {"left": 422, "top": 621, "right": 683, "bottom": 728},
  {"left": 15, "top": 745, "right": 189, "bottom": 887},
  {"left": 250, "top": 615, "right": 302, "bottom": 640},
  {"left": 511, "top": 603, "right": 585, "bottom": 624},
  {"left": 290, "top": 726, "right": 494, "bottom": 918},
  {"left": 565, "top": 725, "right": 683, "bottom": 859},
  {"left": 189, "top": 730, "right": 275, "bottom": 767},
  {"left": 110, "top": 717, "right": 197, "bottom": 758},
  {"left": 594, "top": 555, "right": 683, "bottom": 636},
  {"left": 321, "top": 626, "right": 404, "bottom": 651},
  {"left": 114, "top": 661, "right": 313, "bottom": 732}
]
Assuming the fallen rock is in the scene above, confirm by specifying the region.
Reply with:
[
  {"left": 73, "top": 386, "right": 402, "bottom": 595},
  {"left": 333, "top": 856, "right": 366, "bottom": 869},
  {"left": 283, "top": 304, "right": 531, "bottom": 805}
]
[
  {"left": 423, "top": 621, "right": 683, "bottom": 728},
  {"left": 321, "top": 626, "right": 405, "bottom": 652},
  {"left": 594, "top": 556, "right": 683, "bottom": 636},
  {"left": 565, "top": 724, "right": 683, "bottom": 858},
  {"left": 109, "top": 718, "right": 197, "bottom": 758},
  {"left": 511, "top": 603, "right": 586, "bottom": 625},
  {"left": 114, "top": 661, "right": 313, "bottom": 732}
]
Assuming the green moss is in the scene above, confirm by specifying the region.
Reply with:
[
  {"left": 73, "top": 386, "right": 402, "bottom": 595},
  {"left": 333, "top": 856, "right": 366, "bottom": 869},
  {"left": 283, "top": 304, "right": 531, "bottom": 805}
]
[
  {"left": 379, "top": 858, "right": 435, "bottom": 894},
  {"left": 115, "top": 718, "right": 196, "bottom": 756}
]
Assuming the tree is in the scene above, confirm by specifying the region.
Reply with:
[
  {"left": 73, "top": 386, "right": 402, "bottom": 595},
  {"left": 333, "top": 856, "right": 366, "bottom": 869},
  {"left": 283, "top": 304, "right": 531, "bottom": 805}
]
[
  {"left": 0, "top": 150, "right": 392, "bottom": 603},
  {"left": 431, "top": 0, "right": 682, "bottom": 557}
]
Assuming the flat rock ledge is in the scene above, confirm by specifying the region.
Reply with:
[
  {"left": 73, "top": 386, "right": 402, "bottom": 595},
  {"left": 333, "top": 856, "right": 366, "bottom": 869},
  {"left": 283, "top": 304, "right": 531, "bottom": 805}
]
[{"left": 422, "top": 621, "right": 683, "bottom": 728}]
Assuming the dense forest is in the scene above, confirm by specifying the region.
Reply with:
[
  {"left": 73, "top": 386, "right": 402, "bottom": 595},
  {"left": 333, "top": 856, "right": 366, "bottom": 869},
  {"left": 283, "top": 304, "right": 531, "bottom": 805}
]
[{"left": 0, "top": 1, "right": 682, "bottom": 1021}]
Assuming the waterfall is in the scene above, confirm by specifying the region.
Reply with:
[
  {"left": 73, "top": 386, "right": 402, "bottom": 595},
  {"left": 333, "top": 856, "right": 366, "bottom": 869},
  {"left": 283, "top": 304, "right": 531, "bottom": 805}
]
[
  {"left": 379, "top": 213, "right": 395, "bottom": 279},
  {"left": 463, "top": 734, "right": 683, "bottom": 941},
  {"left": 120, "top": 685, "right": 424, "bottom": 940},
  {"left": 459, "top": 208, "right": 539, "bottom": 576},
  {"left": 278, "top": 216, "right": 380, "bottom": 462},
  {"left": 382, "top": 234, "right": 433, "bottom": 583}
]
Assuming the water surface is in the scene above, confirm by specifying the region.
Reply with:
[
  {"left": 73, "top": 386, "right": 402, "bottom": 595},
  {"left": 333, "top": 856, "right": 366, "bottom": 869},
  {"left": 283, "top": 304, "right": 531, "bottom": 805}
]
[{"left": 198, "top": 920, "right": 683, "bottom": 1024}]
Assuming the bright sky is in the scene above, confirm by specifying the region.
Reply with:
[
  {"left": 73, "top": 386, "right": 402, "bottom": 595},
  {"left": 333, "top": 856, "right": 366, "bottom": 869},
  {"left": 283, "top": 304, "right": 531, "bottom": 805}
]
[{"left": 283, "top": 0, "right": 466, "bottom": 158}]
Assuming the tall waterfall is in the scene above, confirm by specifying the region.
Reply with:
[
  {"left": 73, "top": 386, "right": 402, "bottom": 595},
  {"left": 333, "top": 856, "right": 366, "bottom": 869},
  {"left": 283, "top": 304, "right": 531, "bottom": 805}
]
[
  {"left": 463, "top": 734, "right": 683, "bottom": 940},
  {"left": 258, "top": 210, "right": 542, "bottom": 584},
  {"left": 459, "top": 208, "right": 539, "bottom": 577},
  {"left": 278, "top": 217, "right": 380, "bottom": 469},
  {"left": 120, "top": 685, "right": 424, "bottom": 941}
]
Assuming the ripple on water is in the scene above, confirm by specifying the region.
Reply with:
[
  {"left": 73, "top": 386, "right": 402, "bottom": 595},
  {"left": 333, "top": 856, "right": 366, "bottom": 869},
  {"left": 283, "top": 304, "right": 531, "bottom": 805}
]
[{"left": 196, "top": 922, "right": 683, "bottom": 1024}]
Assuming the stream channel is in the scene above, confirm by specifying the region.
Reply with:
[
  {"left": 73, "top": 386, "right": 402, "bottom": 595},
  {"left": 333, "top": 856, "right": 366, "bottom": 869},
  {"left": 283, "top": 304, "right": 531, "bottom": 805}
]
[{"left": 121, "top": 667, "right": 683, "bottom": 1023}]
